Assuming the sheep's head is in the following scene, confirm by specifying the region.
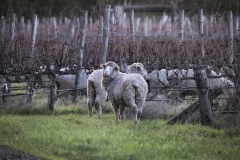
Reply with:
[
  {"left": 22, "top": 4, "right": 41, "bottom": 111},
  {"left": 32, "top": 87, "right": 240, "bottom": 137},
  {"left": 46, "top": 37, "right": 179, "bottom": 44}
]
[
  {"left": 128, "top": 62, "right": 150, "bottom": 84},
  {"left": 168, "top": 69, "right": 186, "bottom": 80},
  {"left": 100, "top": 61, "right": 120, "bottom": 79},
  {"left": 158, "top": 69, "right": 169, "bottom": 87}
]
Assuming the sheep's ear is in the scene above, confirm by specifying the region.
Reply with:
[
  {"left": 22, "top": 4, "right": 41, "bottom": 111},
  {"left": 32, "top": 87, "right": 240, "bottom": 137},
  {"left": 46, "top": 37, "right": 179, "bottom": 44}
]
[
  {"left": 136, "top": 66, "right": 141, "bottom": 71},
  {"left": 115, "top": 66, "right": 120, "bottom": 71},
  {"left": 100, "top": 64, "right": 105, "bottom": 68}
]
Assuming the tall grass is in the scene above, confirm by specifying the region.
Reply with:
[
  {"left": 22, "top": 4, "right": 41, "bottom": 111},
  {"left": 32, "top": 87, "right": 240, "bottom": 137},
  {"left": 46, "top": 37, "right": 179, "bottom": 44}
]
[{"left": 0, "top": 99, "right": 240, "bottom": 160}]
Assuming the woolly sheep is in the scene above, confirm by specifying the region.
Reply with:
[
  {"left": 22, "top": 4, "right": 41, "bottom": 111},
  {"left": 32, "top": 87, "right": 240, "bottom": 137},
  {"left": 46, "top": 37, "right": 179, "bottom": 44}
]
[
  {"left": 101, "top": 61, "right": 148, "bottom": 124},
  {"left": 87, "top": 69, "right": 106, "bottom": 118},
  {"left": 87, "top": 62, "right": 149, "bottom": 119},
  {"left": 34, "top": 69, "right": 89, "bottom": 100},
  {"left": 127, "top": 62, "right": 150, "bottom": 83},
  {"left": 166, "top": 68, "right": 236, "bottom": 109},
  {"left": 167, "top": 68, "right": 196, "bottom": 100},
  {"left": 206, "top": 69, "right": 236, "bottom": 110},
  {"left": 55, "top": 71, "right": 88, "bottom": 98},
  {"left": 145, "top": 68, "right": 196, "bottom": 100},
  {"left": 147, "top": 69, "right": 169, "bottom": 100}
]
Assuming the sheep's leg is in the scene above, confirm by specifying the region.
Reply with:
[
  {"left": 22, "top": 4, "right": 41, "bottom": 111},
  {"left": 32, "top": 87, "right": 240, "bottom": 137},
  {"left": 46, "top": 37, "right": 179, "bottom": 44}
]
[
  {"left": 87, "top": 102, "right": 93, "bottom": 118},
  {"left": 112, "top": 102, "right": 119, "bottom": 123},
  {"left": 114, "top": 108, "right": 119, "bottom": 123},
  {"left": 94, "top": 101, "right": 102, "bottom": 119},
  {"left": 135, "top": 99, "right": 145, "bottom": 122},
  {"left": 137, "top": 109, "right": 142, "bottom": 121},
  {"left": 123, "top": 87, "right": 139, "bottom": 124},
  {"left": 87, "top": 97, "right": 94, "bottom": 118},
  {"left": 87, "top": 81, "right": 95, "bottom": 118},
  {"left": 131, "top": 106, "right": 138, "bottom": 124},
  {"left": 125, "top": 101, "right": 138, "bottom": 124},
  {"left": 119, "top": 106, "right": 126, "bottom": 120}
]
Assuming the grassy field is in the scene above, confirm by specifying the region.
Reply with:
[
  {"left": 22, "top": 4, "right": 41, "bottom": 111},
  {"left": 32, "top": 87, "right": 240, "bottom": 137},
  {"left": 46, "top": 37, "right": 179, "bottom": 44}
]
[{"left": 0, "top": 96, "right": 240, "bottom": 160}]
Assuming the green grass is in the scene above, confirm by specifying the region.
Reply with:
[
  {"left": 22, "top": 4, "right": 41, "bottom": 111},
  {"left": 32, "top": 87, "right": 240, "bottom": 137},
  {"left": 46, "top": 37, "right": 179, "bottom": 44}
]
[{"left": 0, "top": 97, "right": 240, "bottom": 160}]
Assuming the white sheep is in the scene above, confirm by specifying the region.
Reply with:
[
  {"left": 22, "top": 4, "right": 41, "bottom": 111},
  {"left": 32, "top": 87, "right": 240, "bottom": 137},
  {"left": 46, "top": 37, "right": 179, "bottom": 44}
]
[
  {"left": 127, "top": 62, "right": 150, "bottom": 82},
  {"left": 87, "top": 69, "right": 106, "bottom": 118},
  {"left": 55, "top": 70, "right": 88, "bottom": 98},
  {"left": 166, "top": 68, "right": 236, "bottom": 109},
  {"left": 206, "top": 69, "right": 236, "bottom": 111},
  {"left": 33, "top": 69, "right": 89, "bottom": 101},
  {"left": 167, "top": 68, "right": 196, "bottom": 101},
  {"left": 87, "top": 62, "right": 149, "bottom": 119},
  {"left": 147, "top": 69, "right": 169, "bottom": 100},
  {"left": 101, "top": 61, "right": 148, "bottom": 124}
]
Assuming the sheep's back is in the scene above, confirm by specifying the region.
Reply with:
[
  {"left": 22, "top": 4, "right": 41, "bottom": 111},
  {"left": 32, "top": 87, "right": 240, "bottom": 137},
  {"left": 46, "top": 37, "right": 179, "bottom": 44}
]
[
  {"left": 122, "top": 74, "right": 148, "bottom": 98},
  {"left": 105, "top": 73, "right": 126, "bottom": 104},
  {"left": 87, "top": 69, "right": 102, "bottom": 84},
  {"left": 121, "top": 74, "right": 148, "bottom": 109},
  {"left": 87, "top": 69, "right": 106, "bottom": 102}
]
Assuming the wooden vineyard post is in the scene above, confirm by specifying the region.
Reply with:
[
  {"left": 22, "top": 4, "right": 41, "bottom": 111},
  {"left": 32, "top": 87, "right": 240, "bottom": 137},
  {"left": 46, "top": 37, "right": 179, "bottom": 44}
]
[
  {"left": 48, "top": 65, "right": 56, "bottom": 110},
  {"left": 60, "top": 16, "right": 75, "bottom": 68},
  {"left": 7, "top": 14, "right": 16, "bottom": 94},
  {"left": 2, "top": 84, "right": 8, "bottom": 104},
  {"left": 185, "top": 17, "right": 193, "bottom": 38},
  {"left": 130, "top": 10, "right": 135, "bottom": 43},
  {"left": 114, "top": 5, "right": 124, "bottom": 27},
  {"left": 73, "top": 11, "right": 88, "bottom": 103},
  {"left": 198, "top": 9, "right": 205, "bottom": 63},
  {"left": 27, "top": 14, "right": 38, "bottom": 104},
  {"left": 27, "top": 19, "right": 31, "bottom": 35},
  {"left": 98, "top": 16, "right": 103, "bottom": 36},
  {"left": 144, "top": 17, "right": 148, "bottom": 36},
  {"left": 167, "top": 17, "right": 171, "bottom": 36},
  {"left": 101, "top": 5, "right": 111, "bottom": 64},
  {"left": 194, "top": 66, "right": 213, "bottom": 126},
  {"left": 89, "top": 16, "right": 93, "bottom": 32},
  {"left": 28, "top": 14, "right": 38, "bottom": 68},
  {"left": 110, "top": 11, "right": 116, "bottom": 41},
  {"left": 227, "top": 10, "right": 234, "bottom": 66},
  {"left": 0, "top": 16, "right": 6, "bottom": 39},
  {"left": 178, "top": 9, "right": 184, "bottom": 41},
  {"left": 52, "top": 17, "right": 58, "bottom": 38},
  {"left": 20, "top": 16, "right": 25, "bottom": 35},
  {"left": 236, "top": 16, "right": 240, "bottom": 36}
]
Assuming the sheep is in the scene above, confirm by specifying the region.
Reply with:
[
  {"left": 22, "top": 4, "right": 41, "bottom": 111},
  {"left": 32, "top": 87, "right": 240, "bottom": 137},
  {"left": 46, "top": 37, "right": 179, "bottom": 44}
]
[
  {"left": 55, "top": 70, "right": 89, "bottom": 99},
  {"left": 87, "top": 62, "right": 149, "bottom": 119},
  {"left": 166, "top": 68, "right": 236, "bottom": 110},
  {"left": 147, "top": 69, "right": 169, "bottom": 100},
  {"left": 101, "top": 61, "right": 148, "bottom": 124},
  {"left": 166, "top": 68, "right": 196, "bottom": 101},
  {"left": 87, "top": 69, "right": 106, "bottom": 119},
  {"left": 126, "top": 62, "right": 150, "bottom": 83},
  {"left": 33, "top": 67, "right": 89, "bottom": 100},
  {"left": 206, "top": 69, "right": 236, "bottom": 111}
]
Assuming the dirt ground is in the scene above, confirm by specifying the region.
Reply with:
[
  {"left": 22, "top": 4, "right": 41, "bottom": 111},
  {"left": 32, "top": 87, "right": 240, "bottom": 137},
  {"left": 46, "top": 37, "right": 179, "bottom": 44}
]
[{"left": 0, "top": 145, "right": 45, "bottom": 160}]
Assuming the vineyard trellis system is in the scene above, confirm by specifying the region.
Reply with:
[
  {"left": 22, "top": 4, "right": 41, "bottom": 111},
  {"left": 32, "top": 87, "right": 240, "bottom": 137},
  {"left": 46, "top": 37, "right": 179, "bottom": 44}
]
[{"left": 1, "top": 6, "right": 240, "bottom": 124}]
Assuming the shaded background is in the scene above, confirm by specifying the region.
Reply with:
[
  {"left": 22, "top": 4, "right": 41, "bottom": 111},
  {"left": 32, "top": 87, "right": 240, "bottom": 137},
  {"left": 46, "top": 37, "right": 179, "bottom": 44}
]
[{"left": 0, "top": 0, "right": 239, "bottom": 19}]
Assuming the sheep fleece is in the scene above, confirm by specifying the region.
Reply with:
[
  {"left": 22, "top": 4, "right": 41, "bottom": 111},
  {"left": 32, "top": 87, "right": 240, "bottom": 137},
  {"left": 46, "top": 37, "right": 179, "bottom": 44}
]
[
  {"left": 87, "top": 69, "right": 107, "bottom": 105},
  {"left": 104, "top": 73, "right": 148, "bottom": 108}
]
